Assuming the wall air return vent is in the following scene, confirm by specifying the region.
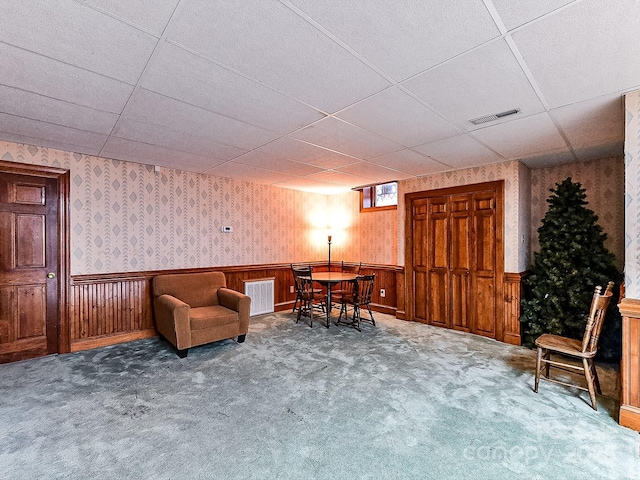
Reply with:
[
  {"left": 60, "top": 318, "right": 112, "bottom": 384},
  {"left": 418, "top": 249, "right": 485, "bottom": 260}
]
[{"left": 470, "top": 108, "right": 521, "bottom": 125}]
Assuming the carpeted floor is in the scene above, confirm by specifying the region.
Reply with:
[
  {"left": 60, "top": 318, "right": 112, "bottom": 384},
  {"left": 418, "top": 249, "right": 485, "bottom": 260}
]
[{"left": 1, "top": 312, "right": 638, "bottom": 479}]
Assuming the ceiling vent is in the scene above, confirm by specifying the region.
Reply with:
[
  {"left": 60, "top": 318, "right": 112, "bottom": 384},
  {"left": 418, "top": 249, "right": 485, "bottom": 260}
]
[{"left": 470, "top": 108, "right": 521, "bottom": 125}]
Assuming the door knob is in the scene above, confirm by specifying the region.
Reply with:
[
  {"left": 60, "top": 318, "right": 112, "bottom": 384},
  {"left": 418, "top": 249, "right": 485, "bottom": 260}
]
[{"left": 47, "top": 272, "right": 56, "bottom": 279}]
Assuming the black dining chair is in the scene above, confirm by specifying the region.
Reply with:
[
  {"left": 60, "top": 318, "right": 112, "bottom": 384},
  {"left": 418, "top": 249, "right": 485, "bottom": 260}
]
[
  {"left": 331, "top": 261, "right": 362, "bottom": 305},
  {"left": 290, "top": 264, "right": 323, "bottom": 315},
  {"left": 291, "top": 265, "right": 326, "bottom": 327},
  {"left": 337, "top": 274, "right": 375, "bottom": 331}
]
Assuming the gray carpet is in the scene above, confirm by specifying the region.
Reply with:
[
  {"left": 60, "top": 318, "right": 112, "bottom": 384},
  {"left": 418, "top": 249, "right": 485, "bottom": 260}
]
[{"left": 1, "top": 312, "right": 638, "bottom": 479}]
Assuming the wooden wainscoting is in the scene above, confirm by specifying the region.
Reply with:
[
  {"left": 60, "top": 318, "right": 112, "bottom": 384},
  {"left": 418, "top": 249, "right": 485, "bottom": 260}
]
[
  {"left": 619, "top": 298, "right": 640, "bottom": 432},
  {"left": 69, "top": 262, "right": 403, "bottom": 351},
  {"left": 70, "top": 274, "right": 156, "bottom": 351},
  {"left": 503, "top": 272, "right": 526, "bottom": 346}
]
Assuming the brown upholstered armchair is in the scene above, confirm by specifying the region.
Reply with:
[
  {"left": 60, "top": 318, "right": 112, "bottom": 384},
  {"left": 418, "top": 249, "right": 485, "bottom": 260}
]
[{"left": 152, "top": 271, "right": 251, "bottom": 358}]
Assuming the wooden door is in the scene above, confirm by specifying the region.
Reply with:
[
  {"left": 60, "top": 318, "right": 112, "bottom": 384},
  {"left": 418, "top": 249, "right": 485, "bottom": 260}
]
[
  {"left": 426, "top": 196, "right": 449, "bottom": 328},
  {"left": 449, "top": 195, "right": 471, "bottom": 332},
  {"left": 411, "top": 198, "right": 429, "bottom": 323},
  {"left": 0, "top": 172, "right": 59, "bottom": 362},
  {"left": 406, "top": 181, "right": 503, "bottom": 341},
  {"left": 470, "top": 191, "right": 498, "bottom": 338}
]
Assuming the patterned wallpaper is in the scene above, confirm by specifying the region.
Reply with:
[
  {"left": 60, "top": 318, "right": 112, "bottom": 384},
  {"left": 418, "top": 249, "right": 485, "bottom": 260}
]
[
  {"left": 1, "top": 141, "right": 380, "bottom": 275},
  {"left": 398, "top": 161, "right": 526, "bottom": 272},
  {"left": 529, "top": 156, "right": 625, "bottom": 269},
  {"left": 518, "top": 162, "right": 532, "bottom": 270},
  {"left": 625, "top": 91, "right": 640, "bottom": 297},
  {"left": 2, "top": 138, "right": 629, "bottom": 279}
]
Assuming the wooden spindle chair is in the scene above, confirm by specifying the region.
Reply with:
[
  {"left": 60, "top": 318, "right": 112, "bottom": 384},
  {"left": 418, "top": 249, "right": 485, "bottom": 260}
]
[
  {"left": 337, "top": 274, "right": 375, "bottom": 332},
  {"left": 291, "top": 265, "right": 326, "bottom": 328},
  {"left": 290, "top": 264, "right": 323, "bottom": 315},
  {"left": 331, "top": 261, "right": 362, "bottom": 306},
  {"left": 533, "top": 281, "right": 615, "bottom": 410}
]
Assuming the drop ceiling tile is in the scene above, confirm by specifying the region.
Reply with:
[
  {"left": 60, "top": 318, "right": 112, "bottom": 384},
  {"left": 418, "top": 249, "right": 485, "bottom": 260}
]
[
  {"left": 101, "top": 137, "right": 226, "bottom": 172},
  {"left": 512, "top": 0, "right": 640, "bottom": 107},
  {"left": 0, "top": 85, "right": 119, "bottom": 135},
  {"left": 0, "top": 0, "right": 156, "bottom": 84},
  {"left": 0, "top": 131, "right": 102, "bottom": 157},
  {"left": 289, "top": 0, "right": 500, "bottom": 81},
  {"left": 403, "top": 39, "right": 545, "bottom": 130},
  {"left": 206, "top": 162, "right": 299, "bottom": 184},
  {"left": 550, "top": 93, "right": 624, "bottom": 152},
  {"left": 124, "top": 89, "right": 279, "bottom": 150},
  {"left": 413, "top": 134, "right": 504, "bottom": 168},
  {"left": 306, "top": 170, "right": 370, "bottom": 187},
  {"left": 273, "top": 178, "right": 349, "bottom": 194},
  {"left": 168, "top": 0, "right": 390, "bottom": 112},
  {"left": 369, "top": 149, "right": 450, "bottom": 176},
  {"left": 114, "top": 118, "right": 247, "bottom": 161},
  {"left": 471, "top": 113, "right": 568, "bottom": 159},
  {"left": 491, "top": 0, "right": 575, "bottom": 30},
  {"left": 258, "top": 137, "right": 359, "bottom": 169},
  {"left": 232, "top": 150, "right": 323, "bottom": 177},
  {"left": 290, "top": 117, "right": 403, "bottom": 159},
  {"left": 80, "top": 0, "right": 180, "bottom": 36},
  {"left": 0, "top": 112, "right": 107, "bottom": 150},
  {"left": 0, "top": 42, "right": 132, "bottom": 113},
  {"left": 336, "top": 161, "right": 411, "bottom": 183},
  {"left": 336, "top": 87, "right": 459, "bottom": 147},
  {"left": 141, "top": 43, "right": 325, "bottom": 134}
]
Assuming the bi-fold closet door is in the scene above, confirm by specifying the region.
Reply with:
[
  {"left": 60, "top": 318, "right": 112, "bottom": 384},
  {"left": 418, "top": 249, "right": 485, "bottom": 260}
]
[{"left": 408, "top": 182, "right": 503, "bottom": 340}]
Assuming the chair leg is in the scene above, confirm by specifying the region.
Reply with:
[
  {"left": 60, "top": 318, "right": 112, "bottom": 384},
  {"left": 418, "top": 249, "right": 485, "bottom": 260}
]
[
  {"left": 237, "top": 334, "right": 246, "bottom": 343},
  {"left": 176, "top": 348, "right": 188, "bottom": 359},
  {"left": 366, "top": 304, "right": 375, "bottom": 326},
  {"left": 583, "top": 357, "right": 598, "bottom": 410},
  {"left": 352, "top": 305, "right": 361, "bottom": 332},
  {"left": 292, "top": 295, "right": 299, "bottom": 314},
  {"left": 337, "top": 302, "right": 346, "bottom": 325},
  {"left": 588, "top": 358, "right": 602, "bottom": 395},
  {"left": 296, "top": 300, "right": 302, "bottom": 323},
  {"left": 543, "top": 351, "right": 551, "bottom": 378},
  {"left": 534, "top": 347, "right": 542, "bottom": 393}
]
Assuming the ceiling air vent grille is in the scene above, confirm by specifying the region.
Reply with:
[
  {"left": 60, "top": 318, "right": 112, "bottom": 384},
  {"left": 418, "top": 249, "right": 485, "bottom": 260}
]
[{"left": 470, "top": 108, "right": 521, "bottom": 125}]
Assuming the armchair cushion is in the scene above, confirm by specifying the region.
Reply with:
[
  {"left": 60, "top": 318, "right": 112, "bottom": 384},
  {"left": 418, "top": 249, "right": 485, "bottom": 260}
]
[{"left": 190, "top": 305, "right": 238, "bottom": 330}]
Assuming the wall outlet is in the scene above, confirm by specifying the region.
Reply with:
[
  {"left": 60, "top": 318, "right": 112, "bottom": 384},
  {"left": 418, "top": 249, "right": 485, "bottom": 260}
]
[
  {"left": 380, "top": 288, "right": 386, "bottom": 298},
  {"left": 221, "top": 225, "right": 233, "bottom": 233},
  {"left": 290, "top": 285, "right": 295, "bottom": 293}
]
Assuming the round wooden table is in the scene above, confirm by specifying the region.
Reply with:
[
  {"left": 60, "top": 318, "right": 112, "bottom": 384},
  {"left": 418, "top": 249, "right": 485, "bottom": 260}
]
[{"left": 310, "top": 272, "right": 359, "bottom": 327}]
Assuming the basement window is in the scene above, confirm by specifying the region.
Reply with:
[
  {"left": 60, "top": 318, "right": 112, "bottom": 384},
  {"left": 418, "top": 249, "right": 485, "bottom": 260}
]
[{"left": 358, "top": 181, "right": 397, "bottom": 212}]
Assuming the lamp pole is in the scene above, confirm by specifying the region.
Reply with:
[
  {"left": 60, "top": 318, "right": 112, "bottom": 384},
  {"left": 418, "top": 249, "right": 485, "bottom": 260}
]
[{"left": 327, "top": 234, "right": 332, "bottom": 271}]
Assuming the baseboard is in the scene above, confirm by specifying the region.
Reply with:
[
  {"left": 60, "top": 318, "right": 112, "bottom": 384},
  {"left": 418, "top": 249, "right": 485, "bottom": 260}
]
[
  {"left": 275, "top": 301, "right": 294, "bottom": 312},
  {"left": 70, "top": 329, "right": 157, "bottom": 352},
  {"left": 619, "top": 404, "right": 640, "bottom": 432},
  {"left": 370, "top": 303, "right": 396, "bottom": 315},
  {"left": 503, "top": 332, "right": 521, "bottom": 346}
]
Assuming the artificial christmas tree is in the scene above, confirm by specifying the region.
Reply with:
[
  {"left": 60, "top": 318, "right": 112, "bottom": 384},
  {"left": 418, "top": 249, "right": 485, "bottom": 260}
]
[{"left": 520, "top": 177, "right": 623, "bottom": 360}]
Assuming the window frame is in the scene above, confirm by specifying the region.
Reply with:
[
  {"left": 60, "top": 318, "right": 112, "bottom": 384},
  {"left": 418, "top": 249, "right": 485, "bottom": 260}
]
[{"left": 358, "top": 181, "right": 398, "bottom": 212}]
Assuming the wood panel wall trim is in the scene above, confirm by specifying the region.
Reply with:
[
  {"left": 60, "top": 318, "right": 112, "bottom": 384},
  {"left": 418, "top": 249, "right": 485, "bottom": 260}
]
[
  {"left": 618, "top": 297, "right": 640, "bottom": 432},
  {"left": 71, "top": 261, "right": 403, "bottom": 284},
  {"left": 69, "top": 262, "right": 403, "bottom": 351},
  {"left": 70, "top": 329, "right": 157, "bottom": 352},
  {"left": 503, "top": 271, "right": 526, "bottom": 346}
]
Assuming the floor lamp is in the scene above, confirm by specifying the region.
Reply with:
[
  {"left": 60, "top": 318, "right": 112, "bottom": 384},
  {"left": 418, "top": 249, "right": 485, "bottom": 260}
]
[{"left": 327, "top": 232, "right": 332, "bottom": 271}]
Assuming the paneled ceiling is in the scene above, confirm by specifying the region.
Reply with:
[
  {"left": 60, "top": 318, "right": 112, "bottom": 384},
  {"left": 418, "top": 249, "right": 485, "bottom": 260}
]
[{"left": 1, "top": 0, "right": 638, "bottom": 193}]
